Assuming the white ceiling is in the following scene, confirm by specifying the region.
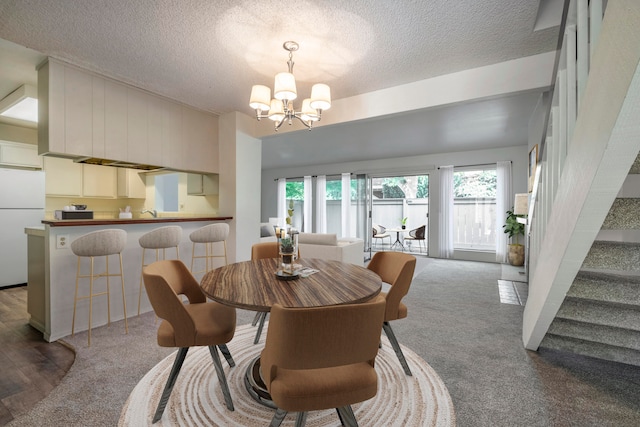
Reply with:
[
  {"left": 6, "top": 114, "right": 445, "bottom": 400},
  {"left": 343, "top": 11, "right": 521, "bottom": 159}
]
[{"left": 0, "top": 0, "right": 561, "bottom": 169}]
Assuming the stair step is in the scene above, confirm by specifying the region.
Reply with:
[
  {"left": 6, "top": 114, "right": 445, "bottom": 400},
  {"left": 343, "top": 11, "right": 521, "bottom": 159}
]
[
  {"left": 557, "top": 298, "right": 640, "bottom": 331},
  {"left": 548, "top": 318, "right": 640, "bottom": 351},
  {"left": 540, "top": 334, "right": 640, "bottom": 367},
  {"left": 569, "top": 271, "right": 640, "bottom": 305},
  {"left": 602, "top": 198, "right": 640, "bottom": 229},
  {"left": 583, "top": 241, "right": 640, "bottom": 272}
]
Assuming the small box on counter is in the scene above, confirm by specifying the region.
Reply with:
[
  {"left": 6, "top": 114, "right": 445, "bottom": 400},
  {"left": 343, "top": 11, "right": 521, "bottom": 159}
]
[{"left": 61, "top": 210, "right": 94, "bottom": 220}]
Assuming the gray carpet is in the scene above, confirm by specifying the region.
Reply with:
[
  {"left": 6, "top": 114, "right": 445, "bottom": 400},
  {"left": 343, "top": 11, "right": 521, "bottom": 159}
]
[{"left": 8, "top": 258, "right": 640, "bottom": 426}]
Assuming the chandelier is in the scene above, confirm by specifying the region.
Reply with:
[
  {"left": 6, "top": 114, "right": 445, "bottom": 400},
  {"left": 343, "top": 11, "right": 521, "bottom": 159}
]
[{"left": 249, "top": 41, "right": 331, "bottom": 131}]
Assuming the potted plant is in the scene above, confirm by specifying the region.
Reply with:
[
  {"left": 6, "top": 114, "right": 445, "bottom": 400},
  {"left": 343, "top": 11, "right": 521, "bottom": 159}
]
[
  {"left": 401, "top": 217, "right": 408, "bottom": 229},
  {"left": 503, "top": 209, "right": 526, "bottom": 266}
]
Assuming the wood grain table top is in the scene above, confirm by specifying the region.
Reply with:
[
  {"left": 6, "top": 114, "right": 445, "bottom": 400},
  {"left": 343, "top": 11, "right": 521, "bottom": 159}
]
[{"left": 200, "top": 258, "right": 382, "bottom": 312}]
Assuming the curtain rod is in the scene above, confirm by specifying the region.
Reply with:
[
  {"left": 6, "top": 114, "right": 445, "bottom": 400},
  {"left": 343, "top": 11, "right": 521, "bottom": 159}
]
[
  {"left": 274, "top": 174, "right": 358, "bottom": 181},
  {"left": 437, "top": 161, "right": 511, "bottom": 170}
]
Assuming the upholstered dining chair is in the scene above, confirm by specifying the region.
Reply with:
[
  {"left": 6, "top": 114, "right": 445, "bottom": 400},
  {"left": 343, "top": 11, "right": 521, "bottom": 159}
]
[
  {"left": 142, "top": 260, "right": 236, "bottom": 423},
  {"left": 250, "top": 241, "right": 297, "bottom": 344},
  {"left": 404, "top": 224, "right": 426, "bottom": 253},
  {"left": 372, "top": 224, "right": 391, "bottom": 249},
  {"left": 366, "top": 251, "right": 416, "bottom": 376},
  {"left": 261, "top": 295, "right": 386, "bottom": 427}
]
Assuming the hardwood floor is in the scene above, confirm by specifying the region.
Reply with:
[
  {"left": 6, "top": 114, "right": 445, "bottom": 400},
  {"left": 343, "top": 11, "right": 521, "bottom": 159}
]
[{"left": 0, "top": 286, "right": 74, "bottom": 425}]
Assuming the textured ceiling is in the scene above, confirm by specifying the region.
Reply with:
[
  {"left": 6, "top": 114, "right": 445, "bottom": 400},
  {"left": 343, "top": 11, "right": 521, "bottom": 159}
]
[
  {"left": 0, "top": 0, "right": 558, "bottom": 116},
  {"left": 0, "top": 1, "right": 560, "bottom": 169}
]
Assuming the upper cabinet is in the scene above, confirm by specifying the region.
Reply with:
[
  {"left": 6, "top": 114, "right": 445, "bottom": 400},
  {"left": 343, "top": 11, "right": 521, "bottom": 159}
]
[
  {"left": 0, "top": 141, "right": 42, "bottom": 169},
  {"left": 43, "top": 157, "right": 117, "bottom": 198},
  {"left": 38, "top": 58, "right": 218, "bottom": 173},
  {"left": 117, "top": 168, "right": 146, "bottom": 199}
]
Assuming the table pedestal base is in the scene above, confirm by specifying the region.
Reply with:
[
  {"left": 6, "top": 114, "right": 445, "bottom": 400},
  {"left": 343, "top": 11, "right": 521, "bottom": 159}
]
[{"left": 244, "top": 356, "right": 277, "bottom": 409}]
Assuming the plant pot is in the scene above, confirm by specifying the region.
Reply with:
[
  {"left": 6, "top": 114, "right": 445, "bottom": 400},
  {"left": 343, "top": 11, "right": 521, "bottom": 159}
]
[
  {"left": 508, "top": 244, "right": 525, "bottom": 266},
  {"left": 401, "top": 225, "right": 406, "bottom": 230}
]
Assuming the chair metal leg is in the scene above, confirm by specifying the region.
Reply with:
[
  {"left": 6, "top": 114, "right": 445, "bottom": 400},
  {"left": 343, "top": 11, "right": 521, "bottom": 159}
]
[
  {"left": 118, "top": 253, "right": 128, "bottom": 334},
  {"left": 153, "top": 347, "right": 189, "bottom": 423},
  {"left": 382, "top": 322, "right": 412, "bottom": 376},
  {"left": 269, "top": 408, "right": 288, "bottom": 427},
  {"left": 254, "top": 312, "right": 267, "bottom": 344},
  {"left": 208, "top": 345, "right": 234, "bottom": 411},
  {"left": 294, "top": 412, "right": 308, "bottom": 427},
  {"left": 337, "top": 405, "right": 358, "bottom": 426},
  {"left": 251, "top": 311, "right": 262, "bottom": 326},
  {"left": 218, "top": 344, "right": 235, "bottom": 367}
]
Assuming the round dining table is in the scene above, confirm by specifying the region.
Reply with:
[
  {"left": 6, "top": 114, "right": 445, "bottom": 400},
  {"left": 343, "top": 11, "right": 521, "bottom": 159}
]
[{"left": 200, "top": 257, "right": 382, "bottom": 407}]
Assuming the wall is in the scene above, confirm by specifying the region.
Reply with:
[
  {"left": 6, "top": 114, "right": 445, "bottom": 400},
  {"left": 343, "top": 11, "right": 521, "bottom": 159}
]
[
  {"left": 261, "top": 145, "right": 528, "bottom": 261},
  {"left": 0, "top": 123, "right": 37, "bottom": 145}
]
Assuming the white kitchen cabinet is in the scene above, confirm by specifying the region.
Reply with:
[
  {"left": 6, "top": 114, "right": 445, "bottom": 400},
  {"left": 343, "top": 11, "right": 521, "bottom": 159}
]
[
  {"left": 182, "top": 107, "right": 218, "bottom": 173},
  {"left": 38, "top": 58, "right": 218, "bottom": 173},
  {"left": 187, "top": 173, "right": 218, "bottom": 195},
  {"left": 117, "top": 168, "right": 146, "bottom": 198},
  {"left": 104, "top": 80, "right": 128, "bottom": 161},
  {"left": 83, "top": 163, "right": 116, "bottom": 198},
  {"left": 64, "top": 65, "right": 93, "bottom": 157},
  {"left": 43, "top": 157, "right": 83, "bottom": 197},
  {"left": 0, "top": 141, "right": 42, "bottom": 168},
  {"left": 127, "top": 88, "right": 150, "bottom": 164}
]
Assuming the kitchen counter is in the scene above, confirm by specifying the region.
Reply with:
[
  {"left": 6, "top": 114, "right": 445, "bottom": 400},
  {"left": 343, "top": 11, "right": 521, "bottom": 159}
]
[
  {"left": 27, "top": 216, "right": 234, "bottom": 342},
  {"left": 42, "top": 216, "right": 232, "bottom": 227}
]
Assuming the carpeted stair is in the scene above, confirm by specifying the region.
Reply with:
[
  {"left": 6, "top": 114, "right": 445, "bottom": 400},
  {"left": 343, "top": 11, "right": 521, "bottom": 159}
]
[{"left": 540, "top": 153, "right": 640, "bottom": 367}]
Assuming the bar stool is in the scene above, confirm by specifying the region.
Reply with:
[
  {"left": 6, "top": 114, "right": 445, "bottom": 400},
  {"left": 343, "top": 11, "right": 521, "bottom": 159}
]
[
  {"left": 137, "top": 226, "right": 182, "bottom": 315},
  {"left": 70, "top": 229, "right": 128, "bottom": 346},
  {"left": 189, "top": 223, "right": 229, "bottom": 274}
]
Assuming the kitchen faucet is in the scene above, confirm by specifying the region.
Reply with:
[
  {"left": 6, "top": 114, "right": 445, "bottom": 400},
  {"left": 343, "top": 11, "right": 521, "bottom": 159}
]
[{"left": 141, "top": 209, "right": 158, "bottom": 218}]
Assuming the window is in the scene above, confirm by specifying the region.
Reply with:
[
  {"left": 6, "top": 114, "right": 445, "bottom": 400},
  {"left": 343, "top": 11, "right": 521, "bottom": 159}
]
[
  {"left": 154, "top": 173, "right": 179, "bottom": 212},
  {"left": 453, "top": 167, "right": 497, "bottom": 251}
]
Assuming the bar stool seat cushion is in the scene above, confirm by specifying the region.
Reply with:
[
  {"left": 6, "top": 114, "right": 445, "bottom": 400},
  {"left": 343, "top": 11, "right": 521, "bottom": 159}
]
[
  {"left": 71, "top": 229, "right": 126, "bottom": 257},
  {"left": 189, "top": 223, "right": 229, "bottom": 243},
  {"left": 139, "top": 226, "right": 182, "bottom": 249}
]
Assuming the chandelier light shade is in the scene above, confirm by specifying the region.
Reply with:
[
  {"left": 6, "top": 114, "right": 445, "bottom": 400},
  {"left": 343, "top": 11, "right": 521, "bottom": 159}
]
[{"left": 249, "top": 41, "right": 331, "bottom": 130}]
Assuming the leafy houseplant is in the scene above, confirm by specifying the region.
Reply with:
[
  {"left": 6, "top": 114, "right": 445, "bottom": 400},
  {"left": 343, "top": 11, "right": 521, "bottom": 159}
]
[
  {"left": 401, "top": 217, "right": 408, "bottom": 229},
  {"left": 503, "top": 209, "right": 526, "bottom": 265}
]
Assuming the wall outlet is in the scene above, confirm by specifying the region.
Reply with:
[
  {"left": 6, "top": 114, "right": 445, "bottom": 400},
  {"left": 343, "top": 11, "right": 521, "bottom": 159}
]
[{"left": 56, "top": 234, "right": 70, "bottom": 249}]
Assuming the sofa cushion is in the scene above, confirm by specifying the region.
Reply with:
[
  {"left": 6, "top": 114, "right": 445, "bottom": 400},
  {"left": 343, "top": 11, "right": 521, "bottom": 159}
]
[
  {"left": 298, "top": 233, "right": 338, "bottom": 246},
  {"left": 260, "top": 223, "right": 275, "bottom": 238}
]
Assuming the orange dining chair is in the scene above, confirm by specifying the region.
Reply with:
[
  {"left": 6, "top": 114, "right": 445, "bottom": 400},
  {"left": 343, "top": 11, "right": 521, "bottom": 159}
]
[
  {"left": 261, "top": 295, "right": 386, "bottom": 426},
  {"left": 366, "top": 251, "right": 416, "bottom": 376},
  {"left": 142, "top": 259, "right": 236, "bottom": 423}
]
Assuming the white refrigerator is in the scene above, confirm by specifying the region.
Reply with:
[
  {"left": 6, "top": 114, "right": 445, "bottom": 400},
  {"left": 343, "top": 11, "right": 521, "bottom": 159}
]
[{"left": 0, "top": 168, "right": 45, "bottom": 288}]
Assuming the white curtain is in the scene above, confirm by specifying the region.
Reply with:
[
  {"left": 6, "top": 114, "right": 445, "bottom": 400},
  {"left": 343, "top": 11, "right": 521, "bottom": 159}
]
[
  {"left": 439, "top": 166, "right": 454, "bottom": 258},
  {"left": 496, "top": 161, "right": 513, "bottom": 263},
  {"left": 315, "top": 175, "right": 327, "bottom": 233},
  {"left": 277, "top": 178, "right": 286, "bottom": 228},
  {"left": 303, "top": 175, "right": 313, "bottom": 232},
  {"left": 341, "top": 172, "right": 352, "bottom": 237}
]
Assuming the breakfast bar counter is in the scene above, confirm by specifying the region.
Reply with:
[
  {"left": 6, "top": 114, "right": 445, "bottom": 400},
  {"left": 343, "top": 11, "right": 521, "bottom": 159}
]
[
  {"left": 27, "top": 216, "right": 233, "bottom": 342},
  {"left": 42, "top": 216, "right": 233, "bottom": 227}
]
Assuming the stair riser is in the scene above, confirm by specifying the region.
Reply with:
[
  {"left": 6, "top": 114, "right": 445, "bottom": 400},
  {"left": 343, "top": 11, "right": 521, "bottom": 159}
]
[
  {"left": 548, "top": 319, "right": 640, "bottom": 351},
  {"left": 569, "top": 272, "right": 640, "bottom": 305},
  {"left": 540, "top": 335, "right": 640, "bottom": 367},
  {"left": 556, "top": 299, "right": 640, "bottom": 331}
]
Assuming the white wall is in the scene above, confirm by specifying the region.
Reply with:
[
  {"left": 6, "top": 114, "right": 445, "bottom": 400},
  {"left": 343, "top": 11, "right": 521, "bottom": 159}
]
[{"left": 261, "top": 145, "right": 528, "bottom": 261}]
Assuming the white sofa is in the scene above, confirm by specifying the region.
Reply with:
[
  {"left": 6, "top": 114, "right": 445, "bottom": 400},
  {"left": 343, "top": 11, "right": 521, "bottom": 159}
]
[
  {"left": 259, "top": 226, "right": 364, "bottom": 266},
  {"left": 297, "top": 233, "right": 364, "bottom": 266}
]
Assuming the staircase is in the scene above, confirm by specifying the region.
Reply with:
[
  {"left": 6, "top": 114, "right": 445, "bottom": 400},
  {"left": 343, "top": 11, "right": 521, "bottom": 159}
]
[{"left": 539, "top": 154, "right": 640, "bottom": 366}]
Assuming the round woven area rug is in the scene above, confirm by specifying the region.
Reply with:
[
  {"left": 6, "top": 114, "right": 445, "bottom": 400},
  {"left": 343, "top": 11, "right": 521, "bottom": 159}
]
[{"left": 119, "top": 324, "right": 455, "bottom": 426}]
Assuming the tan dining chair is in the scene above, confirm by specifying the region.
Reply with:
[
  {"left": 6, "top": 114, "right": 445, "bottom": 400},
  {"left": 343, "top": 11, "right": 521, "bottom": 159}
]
[
  {"left": 250, "top": 242, "right": 282, "bottom": 344},
  {"left": 372, "top": 224, "right": 391, "bottom": 249},
  {"left": 367, "top": 251, "right": 416, "bottom": 376},
  {"left": 404, "top": 224, "right": 426, "bottom": 253},
  {"left": 261, "top": 295, "right": 386, "bottom": 427},
  {"left": 142, "top": 259, "right": 236, "bottom": 423}
]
